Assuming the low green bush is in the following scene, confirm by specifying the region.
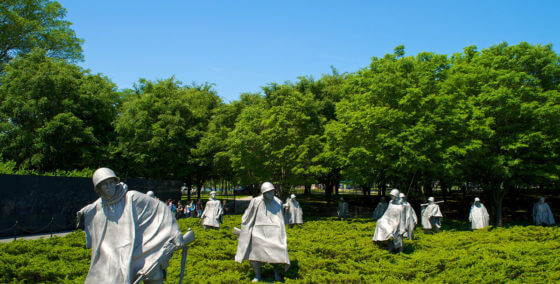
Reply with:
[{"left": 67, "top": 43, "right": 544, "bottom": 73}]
[
  {"left": 1, "top": 216, "right": 559, "bottom": 283},
  {"left": 0, "top": 160, "right": 94, "bottom": 177}
]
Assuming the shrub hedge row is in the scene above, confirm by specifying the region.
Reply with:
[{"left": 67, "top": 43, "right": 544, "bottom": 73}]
[{"left": 1, "top": 215, "right": 559, "bottom": 283}]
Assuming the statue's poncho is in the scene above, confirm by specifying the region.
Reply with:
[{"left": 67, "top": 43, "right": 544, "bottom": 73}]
[
  {"left": 79, "top": 184, "right": 182, "bottom": 283},
  {"left": 401, "top": 202, "right": 417, "bottom": 240},
  {"left": 533, "top": 202, "right": 555, "bottom": 226},
  {"left": 373, "top": 202, "right": 406, "bottom": 248},
  {"left": 469, "top": 203, "right": 490, "bottom": 229},
  {"left": 338, "top": 201, "right": 349, "bottom": 219},
  {"left": 372, "top": 201, "right": 388, "bottom": 220},
  {"left": 201, "top": 198, "right": 224, "bottom": 228},
  {"left": 421, "top": 204, "right": 443, "bottom": 229},
  {"left": 284, "top": 199, "right": 303, "bottom": 225},
  {"left": 235, "top": 196, "right": 290, "bottom": 270}
]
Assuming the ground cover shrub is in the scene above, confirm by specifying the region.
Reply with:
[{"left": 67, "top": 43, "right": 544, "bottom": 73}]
[
  {"left": 1, "top": 215, "right": 558, "bottom": 283},
  {"left": 0, "top": 160, "right": 94, "bottom": 177}
]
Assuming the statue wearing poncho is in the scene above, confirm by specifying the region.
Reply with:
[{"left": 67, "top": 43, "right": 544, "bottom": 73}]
[
  {"left": 421, "top": 197, "right": 443, "bottom": 233},
  {"left": 533, "top": 197, "right": 555, "bottom": 226},
  {"left": 469, "top": 197, "right": 490, "bottom": 230},
  {"left": 373, "top": 189, "right": 407, "bottom": 252},
  {"left": 337, "top": 197, "right": 350, "bottom": 220},
  {"left": 78, "top": 168, "right": 184, "bottom": 284},
  {"left": 201, "top": 191, "right": 224, "bottom": 229},
  {"left": 235, "top": 182, "right": 289, "bottom": 282},
  {"left": 399, "top": 193, "right": 417, "bottom": 240},
  {"left": 283, "top": 194, "right": 303, "bottom": 226},
  {"left": 372, "top": 197, "right": 388, "bottom": 220}
]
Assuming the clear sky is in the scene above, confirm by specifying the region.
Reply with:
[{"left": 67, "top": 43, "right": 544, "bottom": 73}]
[{"left": 58, "top": 0, "right": 560, "bottom": 102}]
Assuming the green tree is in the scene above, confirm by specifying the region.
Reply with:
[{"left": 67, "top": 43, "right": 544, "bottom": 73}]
[
  {"left": 227, "top": 84, "right": 323, "bottom": 197},
  {"left": 0, "top": 0, "right": 83, "bottom": 65},
  {"left": 332, "top": 46, "right": 451, "bottom": 200},
  {"left": 444, "top": 42, "right": 560, "bottom": 226},
  {"left": 293, "top": 71, "right": 346, "bottom": 200},
  {"left": 0, "top": 49, "right": 118, "bottom": 171},
  {"left": 114, "top": 78, "right": 220, "bottom": 185}
]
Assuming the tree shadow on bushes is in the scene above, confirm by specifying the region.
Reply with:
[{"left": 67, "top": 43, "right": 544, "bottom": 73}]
[
  {"left": 258, "top": 260, "right": 299, "bottom": 283},
  {"left": 440, "top": 219, "right": 473, "bottom": 232},
  {"left": 284, "top": 260, "right": 300, "bottom": 281}
]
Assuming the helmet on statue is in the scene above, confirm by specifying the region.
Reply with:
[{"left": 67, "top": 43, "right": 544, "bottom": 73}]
[
  {"left": 261, "top": 182, "right": 275, "bottom": 193},
  {"left": 92, "top": 167, "right": 119, "bottom": 188}
]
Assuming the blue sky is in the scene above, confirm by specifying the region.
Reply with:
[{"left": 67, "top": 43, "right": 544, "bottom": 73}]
[{"left": 58, "top": 0, "right": 560, "bottom": 102}]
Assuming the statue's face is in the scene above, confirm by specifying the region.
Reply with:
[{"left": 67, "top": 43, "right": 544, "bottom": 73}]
[
  {"left": 210, "top": 192, "right": 216, "bottom": 198},
  {"left": 263, "top": 190, "right": 274, "bottom": 200},
  {"left": 98, "top": 178, "right": 117, "bottom": 198},
  {"left": 539, "top": 197, "right": 545, "bottom": 203}
]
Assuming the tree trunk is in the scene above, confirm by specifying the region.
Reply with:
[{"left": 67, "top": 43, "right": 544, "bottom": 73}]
[
  {"left": 187, "top": 185, "right": 192, "bottom": 202},
  {"left": 196, "top": 181, "right": 203, "bottom": 200},
  {"left": 361, "top": 185, "right": 371, "bottom": 196},
  {"left": 324, "top": 183, "right": 333, "bottom": 202},
  {"left": 379, "top": 182, "right": 387, "bottom": 197},
  {"left": 491, "top": 181, "right": 507, "bottom": 227},
  {"left": 304, "top": 184, "right": 311, "bottom": 197},
  {"left": 423, "top": 180, "right": 433, "bottom": 197},
  {"left": 335, "top": 182, "right": 339, "bottom": 198},
  {"left": 441, "top": 182, "right": 448, "bottom": 203}
]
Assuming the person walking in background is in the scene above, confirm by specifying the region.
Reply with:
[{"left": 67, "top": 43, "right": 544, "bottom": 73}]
[
  {"left": 196, "top": 199, "right": 203, "bottom": 217},
  {"left": 177, "top": 201, "right": 184, "bottom": 219},
  {"left": 170, "top": 200, "right": 177, "bottom": 217},
  {"left": 187, "top": 201, "right": 195, "bottom": 217}
]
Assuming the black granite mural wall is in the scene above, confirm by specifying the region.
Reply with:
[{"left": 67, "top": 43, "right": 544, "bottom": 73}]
[{"left": 0, "top": 174, "right": 182, "bottom": 237}]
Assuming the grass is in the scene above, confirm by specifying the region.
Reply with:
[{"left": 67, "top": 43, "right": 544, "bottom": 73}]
[{"left": 1, "top": 196, "right": 558, "bottom": 283}]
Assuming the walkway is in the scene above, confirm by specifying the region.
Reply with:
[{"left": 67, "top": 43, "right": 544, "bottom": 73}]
[{"left": 0, "top": 230, "right": 74, "bottom": 243}]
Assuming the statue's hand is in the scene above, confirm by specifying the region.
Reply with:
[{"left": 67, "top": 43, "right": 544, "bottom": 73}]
[{"left": 172, "top": 229, "right": 195, "bottom": 250}]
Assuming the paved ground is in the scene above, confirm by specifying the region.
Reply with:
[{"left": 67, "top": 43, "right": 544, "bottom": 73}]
[
  {"left": 0, "top": 231, "right": 74, "bottom": 243},
  {"left": 236, "top": 196, "right": 253, "bottom": 201}
]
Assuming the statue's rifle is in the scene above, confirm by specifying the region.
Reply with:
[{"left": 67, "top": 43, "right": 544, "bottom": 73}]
[
  {"left": 420, "top": 201, "right": 445, "bottom": 207},
  {"left": 133, "top": 229, "right": 195, "bottom": 284},
  {"left": 405, "top": 171, "right": 417, "bottom": 197}
]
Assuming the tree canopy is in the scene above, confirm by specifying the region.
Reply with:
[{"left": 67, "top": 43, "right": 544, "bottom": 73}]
[
  {"left": 0, "top": 49, "right": 118, "bottom": 171},
  {"left": 0, "top": 38, "right": 558, "bottom": 226},
  {"left": 0, "top": 0, "right": 83, "bottom": 65}
]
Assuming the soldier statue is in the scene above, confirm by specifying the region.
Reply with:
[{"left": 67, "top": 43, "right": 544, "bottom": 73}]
[
  {"left": 235, "top": 182, "right": 290, "bottom": 282},
  {"left": 77, "top": 168, "right": 194, "bottom": 284}
]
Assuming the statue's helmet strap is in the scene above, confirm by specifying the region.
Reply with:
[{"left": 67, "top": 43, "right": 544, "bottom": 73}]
[{"left": 92, "top": 167, "right": 119, "bottom": 188}]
